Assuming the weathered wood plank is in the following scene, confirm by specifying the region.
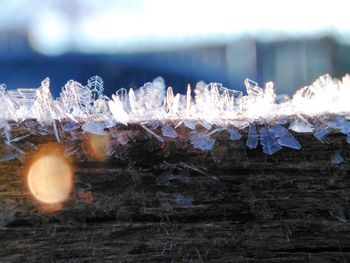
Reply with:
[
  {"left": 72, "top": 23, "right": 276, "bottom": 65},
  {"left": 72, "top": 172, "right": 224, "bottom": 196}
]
[{"left": 1, "top": 123, "right": 350, "bottom": 262}]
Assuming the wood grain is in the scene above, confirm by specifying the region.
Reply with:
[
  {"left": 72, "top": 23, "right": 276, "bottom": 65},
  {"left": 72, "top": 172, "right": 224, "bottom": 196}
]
[{"left": 1, "top": 123, "right": 350, "bottom": 262}]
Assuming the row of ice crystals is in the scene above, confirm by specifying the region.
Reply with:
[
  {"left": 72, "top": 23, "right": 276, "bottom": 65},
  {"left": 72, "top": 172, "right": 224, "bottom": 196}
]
[
  {"left": 2, "top": 74, "right": 350, "bottom": 126},
  {"left": 1, "top": 74, "right": 350, "bottom": 154}
]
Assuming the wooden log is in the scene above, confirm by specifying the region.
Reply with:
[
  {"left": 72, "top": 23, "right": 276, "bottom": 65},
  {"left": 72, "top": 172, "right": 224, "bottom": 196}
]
[{"left": 1, "top": 122, "right": 350, "bottom": 262}]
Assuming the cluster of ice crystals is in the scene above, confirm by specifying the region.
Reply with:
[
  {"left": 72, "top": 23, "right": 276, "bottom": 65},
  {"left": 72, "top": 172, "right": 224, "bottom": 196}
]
[
  {"left": 60, "top": 80, "right": 94, "bottom": 120},
  {"left": 32, "top": 78, "right": 59, "bottom": 123},
  {"left": 0, "top": 84, "right": 19, "bottom": 121},
  {"left": 2, "top": 74, "right": 350, "bottom": 155}
]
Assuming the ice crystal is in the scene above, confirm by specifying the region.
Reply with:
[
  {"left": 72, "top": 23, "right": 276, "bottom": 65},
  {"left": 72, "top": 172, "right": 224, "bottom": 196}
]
[
  {"left": 330, "top": 116, "right": 350, "bottom": 134},
  {"left": 184, "top": 120, "right": 197, "bottom": 130},
  {"left": 329, "top": 208, "right": 348, "bottom": 223},
  {"left": 1, "top": 74, "right": 350, "bottom": 126},
  {"left": 0, "top": 152, "right": 16, "bottom": 163},
  {"left": 0, "top": 84, "right": 19, "bottom": 120},
  {"left": 227, "top": 127, "right": 242, "bottom": 140},
  {"left": 190, "top": 132, "right": 215, "bottom": 151},
  {"left": 82, "top": 121, "right": 106, "bottom": 135},
  {"left": 269, "top": 124, "right": 301, "bottom": 150},
  {"left": 161, "top": 125, "right": 178, "bottom": 138},
  {"left": 87, "top": 75, "right": 106, "bottom": 100},
  {"left": 331, "top": 152, "right": 344, "bottom": 165},
  {"left": 32, "top": 78, "right": 58, "bottom": 123},
  {"left": 141, "top": 124, "right": 164, "bottom": 142},
  {"left": 60, "top": 80, "right": 94, "bottom": 120},
  {"left": 289, "top": 119, "right": 313, "bottom": 133},
  {"left": 313, "top": 120, "right": 332, "bottom": 142},
  {"left": 1, "top": 73, "right": 350, "bottom": 155},
  {"left": 246, "top": 124, "right": 258, "bottom": 149},
  {"left": 0, "top": 119, "right": 11, "bottom": 141},
  {"left": 175, "top": 194, "right": 193, "bottom": 206},
  {"left": 260, "top": 126, "right": 282, "bottom": 155},
  {"left": 62, "top": 122, "right": 80, "bottom": 132}
]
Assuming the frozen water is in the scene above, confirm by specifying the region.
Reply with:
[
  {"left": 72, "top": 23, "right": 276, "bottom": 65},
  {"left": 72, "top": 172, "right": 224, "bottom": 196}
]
[
  {"left": 269, "top": 124, "right": 301, "bottom": 150},
  {"left": 1, "top": 74, "right": 350, "bottom": 154},
  {"left": 227, "top": 127, "right": 242, "bottom": 140},
  {"left": 260, "top": 127, "right": 282, "bottom": 155},
  {"left": 246, "top": 124, "right": 258, "bottom": 149},
  {"left": 190, "top": 132, "right": 215, "bottom": 151},
  {"left": 245, "top": 79, "right": 263, "bottom": 98},
  {"left": 5, "top": 87, "right": 36, "bottom": 121},
  {"left": 156, "top": 175, "right": 171, "bottom": 187},
  {"left": 0, "top": 85, "right": 19, "bottom": 120},
  {"left": 108, "top": 94, "right": 130, "bottom": 125},
  {"left": 184, "top": 120, "right": 197, "bottom": 130},
  {"left": 0, "top": 119, "right": 11, "bottom": 141},
  {"left": 199, "top": 121, "right": 212, "bottom": 130},
  {"left": 277, "top": 136, "right": 301, "bottom": 150},
  {"left": 4, "top": 140, "right": 25, "bottom": 155},
  {"left": 269, "top": 124, "right": 287, "bottom": 136},
  {"left": 115, "top": 88, "right": 130, "bottom": 111},
  {"left": 175, "top": 194, "right": 193, "bottom": 206},
  {"left": 52, "top": 121, "right": 61, "bottom": 142},
  {"left": 313, "top": 121, "right": 331, "bottom": 142},
  {"left": 0, "top": 152, "right": 17, "bottom": 163},
  {"left": 179, "top": 162, "right": 210, "bottom": 176},
  {"left": 137, "top": 77, "right": 166, "bottom": 111},
  {"left": 0, "top": 74, "right": 349, "bottom": 127},
  {"left": 62, "top": 122, "right": 80, "bottom": 132},
  {"left": 161, "top": 125, "right": 178, "bottom": 138},
  {"left": 331, "top": 152, "right": 344, "bottom": 165},
  {"left": 330, "top": 116, "right": 350, "bottom": 134},
  {"left": 9, "top": 133, "right": 31, "bottom": 143},
  {"left": 31, "top": 78, "right": 57, "bottom": 123},
  {"left": 289, "top": 119, "right": 314, "bottom": 133},
  {"left": 206, "top": 128, "right": 223, "bottom": 137},
  {"left": 82, "top": 121, "right": 106, "bottom": 135},
  {"left": 87, "top": 75, "right": 107, "bottom": 100},
  {"left": 60, "top": 80, "right": 94, "bottom": 119},
  {"left": 329, "top": 208, "right": 348, "bottom": 223},
  {"left": 141, "top": 124, "right": 164, "bottom": 142},
  {"left": 314, "top": 129, "right": 331, "bottom": 142}
]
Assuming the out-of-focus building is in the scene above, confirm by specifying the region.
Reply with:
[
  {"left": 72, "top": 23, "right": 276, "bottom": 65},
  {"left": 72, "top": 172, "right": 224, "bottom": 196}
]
[{"left": 1, "top": 0, "right": 350, "bottom": 96}]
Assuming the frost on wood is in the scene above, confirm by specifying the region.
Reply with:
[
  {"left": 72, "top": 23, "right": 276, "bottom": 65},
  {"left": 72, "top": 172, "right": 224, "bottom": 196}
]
[
  {"left": 1, "top": 74, "right": 350, "bottom": 155},
  {"left": 331, "top": 152, "right": 344, "bottom": 165},
  {"left": 161, "top": 125, "right": 178, "bottom": 138},
  {"left": 269, "top": 124, "right": 301, "bottom": 150},
  {"left": 260, "top": 127, "right": 282, "bottom": 155},
  {"left": 227, "top": 127, "right": 241, "bottom": 141},
  {"left": 246, "top": 124, "right": 258, "bottom": 149},
  {"left": 190, "top": 132, "right": 215, "bottom": 151}
]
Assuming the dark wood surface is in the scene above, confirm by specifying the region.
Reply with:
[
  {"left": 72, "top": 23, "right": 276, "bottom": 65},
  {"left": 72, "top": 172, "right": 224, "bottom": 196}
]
[{"left": 1, "top": 123, "right": 350, "bottom": 262}]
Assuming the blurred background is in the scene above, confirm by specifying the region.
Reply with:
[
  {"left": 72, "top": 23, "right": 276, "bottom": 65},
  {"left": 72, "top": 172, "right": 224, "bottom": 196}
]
[{"left": 1, "top": 0, "right": 350, "bottom": 97}]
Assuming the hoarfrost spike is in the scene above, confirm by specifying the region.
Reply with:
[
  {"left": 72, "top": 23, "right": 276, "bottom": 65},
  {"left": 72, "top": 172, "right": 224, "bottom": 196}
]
[
  {"left": 2, "top": 74, "right": 350, "bottom": 154},
  {"left": 186, "top": 84, "right": 191, "bottom": 116}
]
